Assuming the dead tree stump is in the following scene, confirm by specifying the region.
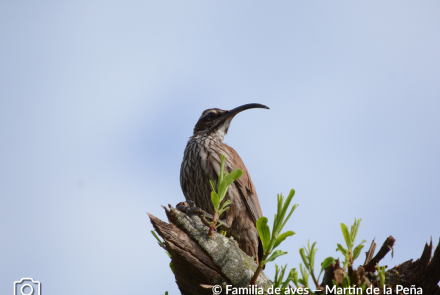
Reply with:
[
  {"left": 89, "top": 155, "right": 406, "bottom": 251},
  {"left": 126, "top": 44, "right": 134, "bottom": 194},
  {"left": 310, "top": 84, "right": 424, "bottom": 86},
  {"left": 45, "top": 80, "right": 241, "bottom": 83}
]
[
  {"left": 149, "top": 205, "right": 440, "bottom": 295},
  {"left": 148, "top": 205, "right": 272, "bottom": 295}
]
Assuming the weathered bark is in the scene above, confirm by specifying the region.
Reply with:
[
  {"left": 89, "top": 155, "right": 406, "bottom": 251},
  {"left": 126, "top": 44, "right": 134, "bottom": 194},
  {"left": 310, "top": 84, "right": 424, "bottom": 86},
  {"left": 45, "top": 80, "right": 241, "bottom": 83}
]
[
  {"left": 149, "top": 206, "right": 440, "bottom": 295},
  {"left": 392, "top": 238, "right": 440, "bottom": 295},
  {"left": 364, "top": 236, "right": 396, "bottom": 272},
  {"left": 148, "top": 205, "right": 272, "bottom": 295},
  {"left": 363, "top": 239, "right": 376, "bottom": 266},
  {"left": 321, "top": 237, "right": 440, "bottom": 294}
]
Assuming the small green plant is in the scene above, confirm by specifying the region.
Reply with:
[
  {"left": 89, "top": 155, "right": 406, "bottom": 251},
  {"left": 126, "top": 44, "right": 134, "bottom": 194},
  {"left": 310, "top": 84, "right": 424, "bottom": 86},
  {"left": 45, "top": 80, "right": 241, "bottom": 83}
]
[
  {"left": 336, "top": 218, "right": 366, "bottom": 268},
  {"left": 151, "top": 230, "right": 174, "bottom": 273},
  {"left": 298, "top": 241, "right": 336, "bottom": 290},
  {"left": 292, "top": 219, "right": 369, "bottom": 292},
  {"left": 251, "top": 189, "right": 298, "bottom": 284},
  {"left": 208, "top": 155, "right": 243, "bottom": 237},
  {"left": 376, "top": 263, "right": 386, "bottom": 288},
  {"left": 298, "top": 263, "right": 310, "bottom": 289},
  {"left": 327, "top": 219, "right": 368, "bottom": 291},
  {"left": 273, "top": 264, "right": 298, "bottom": 294}
]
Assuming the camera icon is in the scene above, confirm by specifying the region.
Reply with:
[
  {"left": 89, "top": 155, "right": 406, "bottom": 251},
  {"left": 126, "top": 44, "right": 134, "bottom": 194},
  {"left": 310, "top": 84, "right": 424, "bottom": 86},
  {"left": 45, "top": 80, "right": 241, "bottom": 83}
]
[{"left": 13, "top": 278, "right": 41, "bottom": 295}]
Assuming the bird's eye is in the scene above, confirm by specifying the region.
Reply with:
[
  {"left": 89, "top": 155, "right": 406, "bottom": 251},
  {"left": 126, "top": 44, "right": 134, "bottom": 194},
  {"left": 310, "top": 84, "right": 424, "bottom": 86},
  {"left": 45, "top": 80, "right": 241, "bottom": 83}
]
[{"left": 206, "top": 113, "right": 215, "bottom": 119}]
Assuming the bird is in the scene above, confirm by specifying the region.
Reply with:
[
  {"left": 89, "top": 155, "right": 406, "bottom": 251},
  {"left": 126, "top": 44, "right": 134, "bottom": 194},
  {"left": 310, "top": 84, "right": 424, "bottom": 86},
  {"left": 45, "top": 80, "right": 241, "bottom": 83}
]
[{"left": 180, "top": 103, "right": 269, "bottom": 264}]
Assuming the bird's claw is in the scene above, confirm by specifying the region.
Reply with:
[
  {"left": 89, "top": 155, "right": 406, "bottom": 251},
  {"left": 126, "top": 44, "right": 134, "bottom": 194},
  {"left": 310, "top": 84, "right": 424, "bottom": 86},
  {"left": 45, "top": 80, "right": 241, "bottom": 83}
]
[
  {"left": 186, "top": 200, "right": 196, "bottom": 208},
  {"left": 175, "top": 201, "right": 230, "bottom": 229}
]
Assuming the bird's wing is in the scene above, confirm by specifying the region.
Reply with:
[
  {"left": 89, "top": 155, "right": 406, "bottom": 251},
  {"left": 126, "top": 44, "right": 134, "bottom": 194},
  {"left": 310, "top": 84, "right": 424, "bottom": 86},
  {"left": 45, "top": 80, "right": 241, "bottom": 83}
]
[{"left": 224, "top": 144, "right": 263, "bottom": 224}]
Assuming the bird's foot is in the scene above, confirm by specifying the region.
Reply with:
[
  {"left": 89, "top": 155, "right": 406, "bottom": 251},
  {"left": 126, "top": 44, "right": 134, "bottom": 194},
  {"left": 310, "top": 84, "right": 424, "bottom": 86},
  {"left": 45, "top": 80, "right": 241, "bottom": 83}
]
[
  {"left": 176, "top": 201, "right": 214, "bottom": 227},
  {"left": 176, "top": 201, "right": 230, "bottom": 229}
]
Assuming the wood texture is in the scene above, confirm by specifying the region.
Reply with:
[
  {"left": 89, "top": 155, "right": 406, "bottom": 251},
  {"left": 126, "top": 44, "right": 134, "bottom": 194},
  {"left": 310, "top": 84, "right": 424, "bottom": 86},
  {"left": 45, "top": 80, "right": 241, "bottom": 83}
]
[
  {"left": 393, "top": 238, "right": 440, "bottom": 295},
  {"left": 148, "top": 206, "right": 272, "bottom": 295},
  {"left": 149, "top": 207, "right": 440, "bottom": 294}
]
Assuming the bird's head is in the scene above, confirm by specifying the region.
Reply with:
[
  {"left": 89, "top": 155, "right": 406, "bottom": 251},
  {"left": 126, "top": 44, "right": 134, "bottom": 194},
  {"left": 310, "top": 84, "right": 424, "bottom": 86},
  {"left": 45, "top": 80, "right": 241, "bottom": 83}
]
[{"left": 193, "top": 103, "right": 269, "bottom": 139}]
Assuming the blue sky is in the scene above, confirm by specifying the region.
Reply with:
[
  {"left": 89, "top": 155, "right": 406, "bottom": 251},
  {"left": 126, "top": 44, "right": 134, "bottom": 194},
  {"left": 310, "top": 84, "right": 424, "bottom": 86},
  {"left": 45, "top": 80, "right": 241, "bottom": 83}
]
[{"left": 1, "top": 1, "right": 439, "bottom": 294}]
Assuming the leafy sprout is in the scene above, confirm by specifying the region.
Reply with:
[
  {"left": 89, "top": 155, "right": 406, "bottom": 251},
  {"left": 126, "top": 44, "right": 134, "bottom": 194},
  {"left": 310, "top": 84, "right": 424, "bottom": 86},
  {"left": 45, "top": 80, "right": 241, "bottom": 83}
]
[
  {"left": 251, "top": 189, "right": 298, "bottom": 284},
  {"left": 208, "top": 155, "right": 243, "bottom": 236},
  {"left": 336, "top": 218, "right": 366, "bottom": 268}
]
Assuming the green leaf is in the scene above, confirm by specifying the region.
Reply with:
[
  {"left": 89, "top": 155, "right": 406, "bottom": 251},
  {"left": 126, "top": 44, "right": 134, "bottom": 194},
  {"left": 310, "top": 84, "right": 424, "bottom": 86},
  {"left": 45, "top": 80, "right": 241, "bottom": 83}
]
[
  {"left": 298, "top": 264, "right": 309, "bottom": 288},
  {"left": 336, "top": 243, "right": 347, "bottom": 255},
  {"left": 282, "top": 268, "right": 298, "bottom": 290},
  {"left": 211, "top": 191, "right": 220, "bottom": 210},
  {"left": 219, "top": 199, "right": 231, "bottom": 210},
  {"left": 256, "top": 217, "right": 271, "bottom": 251},
  {"left": 274, "top": 189, "right": 295, "bottom": 234},
  {"left": 310, "top": 242, "right": 317, "bottom": 271},
  {"left": 276, "top": 194, "right": 283, "bottom": 217},
  {"left": 151, "top": 230, "right": 164, "bottom": 244},
  {"left": 274, "top": 264, "right": 280, "bottom": 286},
  {"left": 275, "top": 264, "right": 287, "bottom": 287},
  {"left": 218, "top": 206, "right": 230, "bottom": 216},
  {"left": 341, "top": 223, "right": 352, "bottom": 249},
  {"left": 219, "top": 155, "right": 225, "bottom": 184},
  {"left": 345, "top": 252, "right": 351, "bottom": 265},
  {"left": 218, "top": 169, "right": 243, "bottom": 200},
  {"left": 272, "top": 213, "right": 278, "bottom": 238},
  {"left": 361, "top": 282, "right": 367, "bottom": 292},
  {"left": 377, "top": 264, "right": 386, "bottom": 288},
  {"left": 353, "top": 244, "right": 365, "bottom": 260},
  {"left": 209, "top": 180, "right": 216, "bottom": 192},
  {"left": 351, "top": 218, "right": 362, "bottom": 242},
  {"left": 290, "top": 268, "right": 299, "bottom": 287},
  {"left": 342, "top": 275, "right": 350, "bottom": 288},
  {"left": 281, "top": 203, "right": 298, "bottom": 233},
  {"left": 267, "top": 250, "right": 288, "bottom": 263},
  {"left": 299, "top": 248, "right": 308, "bottom": 267},
  {"left": 321, "top": 257, "right": 336, "bottom": 271},
  {"left": 272, "top": 231, "right": 295, "bottom": 249}
]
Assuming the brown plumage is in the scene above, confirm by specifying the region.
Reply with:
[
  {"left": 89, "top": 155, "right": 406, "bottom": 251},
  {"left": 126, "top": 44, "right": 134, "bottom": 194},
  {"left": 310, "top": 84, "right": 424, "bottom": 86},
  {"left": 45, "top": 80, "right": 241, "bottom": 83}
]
[{"left": 180, "top": 103, "right": 269, "bottom": 263}]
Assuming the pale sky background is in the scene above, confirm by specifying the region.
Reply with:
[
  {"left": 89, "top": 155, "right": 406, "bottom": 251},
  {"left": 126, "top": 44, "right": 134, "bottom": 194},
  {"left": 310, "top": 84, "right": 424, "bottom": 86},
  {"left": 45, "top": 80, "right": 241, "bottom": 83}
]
[{"left": 1, "top": 1, "right": 439, "bottom": 294}]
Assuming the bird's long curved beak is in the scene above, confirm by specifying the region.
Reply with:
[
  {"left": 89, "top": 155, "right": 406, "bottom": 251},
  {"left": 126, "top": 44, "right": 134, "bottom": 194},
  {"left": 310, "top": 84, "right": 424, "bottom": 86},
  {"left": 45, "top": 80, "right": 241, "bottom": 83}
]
[
  {"left": 212, "top": 103, "right": 269, "bottom": 133},
  {"left": 222, "top": 103, "right": 269, "bottom": 121},
  {"left": 230, "top": 103, "right": 269, "bottom": 114}
]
